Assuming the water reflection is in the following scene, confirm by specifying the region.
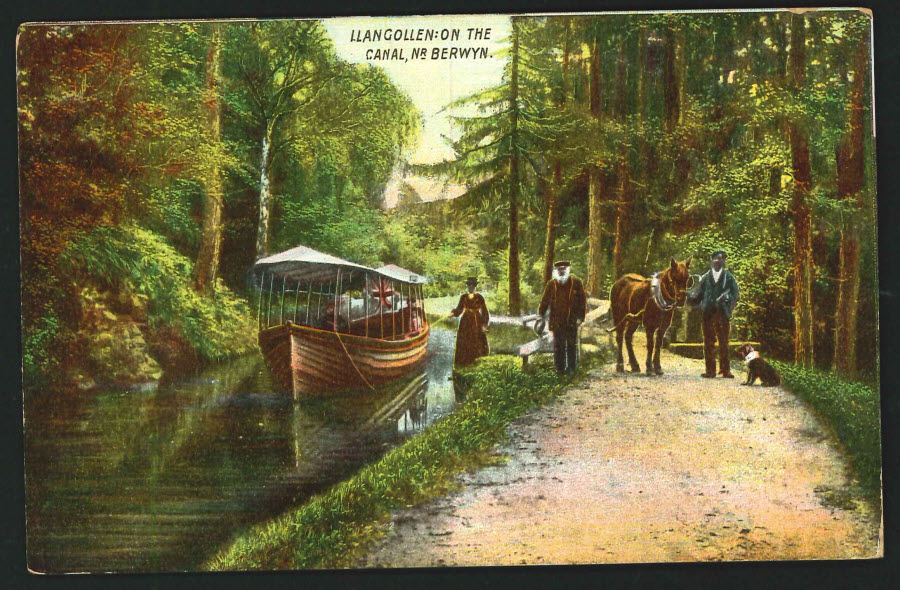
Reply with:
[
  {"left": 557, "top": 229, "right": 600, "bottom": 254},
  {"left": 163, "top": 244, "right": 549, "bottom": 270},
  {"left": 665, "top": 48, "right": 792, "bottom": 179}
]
[{"left": 25, "top": 327, "right": 455, "bottom": 573}]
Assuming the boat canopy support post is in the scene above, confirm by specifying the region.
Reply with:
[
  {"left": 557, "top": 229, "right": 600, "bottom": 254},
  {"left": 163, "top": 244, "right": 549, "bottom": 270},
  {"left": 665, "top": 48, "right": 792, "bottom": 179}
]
[
  {"left": 280, "top": 275, "right": 287, "bottom": 325},
  {"left": 419, "top": 284, "right": 425, "bottom": 329},
  {"left": 306, "top": 281, "right": 313, "bottom": 325},
  {"left": 413, "top": 284, "right": 419, "bottom": 331},
  {"left": 316, "top": 282, "right": 323, "bottom": 323},
  {"left": 266, "top": 272, "right": 275, "bottom": 329},
  {"left": 293, "top": 280, "right": 301, "bottom": 324},
  {"left": 364, "top": 272, "right": 369, "bottom": 338},
  {"left": 334, "top": 268, "right": 342, "bottom": 333},
  {"left": 346, "top": 271, "right": 353, "bottom": 334},
  {"left": 419, "top": 284, "right": 426, "bottom": 327},
  {"left": 257, "top": 271, "right": 265, "bottom": 329}
]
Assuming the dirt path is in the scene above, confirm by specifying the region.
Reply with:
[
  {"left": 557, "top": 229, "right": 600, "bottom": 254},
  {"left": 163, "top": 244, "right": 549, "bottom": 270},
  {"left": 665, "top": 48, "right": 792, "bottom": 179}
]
[{"left": 359, "top": 338, "right": 882, "bottom": 567}]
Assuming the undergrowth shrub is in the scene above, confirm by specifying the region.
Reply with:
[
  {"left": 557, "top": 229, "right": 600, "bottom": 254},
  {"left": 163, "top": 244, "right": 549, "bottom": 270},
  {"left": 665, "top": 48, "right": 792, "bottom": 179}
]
[{"left": 62, "top": 225, "right": 256, "bottom": 362}]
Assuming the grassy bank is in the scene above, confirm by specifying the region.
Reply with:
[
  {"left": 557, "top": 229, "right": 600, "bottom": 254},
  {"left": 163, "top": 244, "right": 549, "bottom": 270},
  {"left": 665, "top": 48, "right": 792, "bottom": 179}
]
[
  {"left": 772, "top": 361, "right": 882, "bottom": 497},
  {"left": 204, "top": 352, "right": 602, "bottom": 571}
]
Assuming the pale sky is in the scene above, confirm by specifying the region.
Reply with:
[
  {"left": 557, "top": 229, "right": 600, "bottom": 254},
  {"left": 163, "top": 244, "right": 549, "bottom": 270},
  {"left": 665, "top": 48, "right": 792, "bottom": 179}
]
[{"left": 324, "top": 15, "right": 510, "bottom": 166}]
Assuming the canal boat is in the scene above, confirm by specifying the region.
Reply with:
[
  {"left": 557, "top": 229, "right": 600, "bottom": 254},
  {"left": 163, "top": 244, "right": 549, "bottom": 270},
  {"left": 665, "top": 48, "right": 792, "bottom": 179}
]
[{"left": 254, "top": 246, "right": 429, "bottom": 398}]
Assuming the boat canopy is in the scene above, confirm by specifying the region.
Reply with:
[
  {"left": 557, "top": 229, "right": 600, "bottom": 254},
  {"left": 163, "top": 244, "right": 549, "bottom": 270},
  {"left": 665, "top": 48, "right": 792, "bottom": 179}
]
[
  {"left": 254, "top": 245, "right": 426, "bottom": 285},
  {"left": 374, "top": 264, "right": 427, "bottom": 285}
]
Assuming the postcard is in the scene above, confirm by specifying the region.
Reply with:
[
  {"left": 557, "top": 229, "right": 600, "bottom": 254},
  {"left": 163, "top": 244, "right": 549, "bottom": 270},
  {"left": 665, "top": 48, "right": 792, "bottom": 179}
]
[{"left": 18, "top": 8, "right": 881, "bottom": 573}]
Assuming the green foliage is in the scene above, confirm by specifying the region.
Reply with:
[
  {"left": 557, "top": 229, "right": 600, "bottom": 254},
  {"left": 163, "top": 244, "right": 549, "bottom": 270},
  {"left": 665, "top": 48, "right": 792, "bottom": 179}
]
[
  {"left": 491, "top": 247, "right": 541, "bottom": 312},
  {"left": 22, "top": 311, "right": 63, "bottom": 391},
  {"left": 276, "top": 185, "right": 387, "bottom": 268},
  {"left": 204, "top": 352, "right": 604, "bottom": 570},
  {"left": 383, "top": 202, "right": 489, "bottom": 297},
  {"left": 773, "top": 361, "right": 881, "bottom": 496},
  {"left": 19, "top": 21, "right": 420, "bottom": 384},
  {"left": 222, "top": 20, "right": 420, "bottom": 259},
  {"left": 62, "top": 225, "right": 256, "bottom": 362},
  {"left": 143, "top": 180, "right": 203, "bottom": 252}
]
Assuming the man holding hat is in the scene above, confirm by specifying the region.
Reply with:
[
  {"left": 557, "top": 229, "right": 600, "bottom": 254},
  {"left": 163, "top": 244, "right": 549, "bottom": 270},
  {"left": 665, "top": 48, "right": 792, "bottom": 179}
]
[
  {"left": 687, "top": 250, "right": 740, "bottom": 378},
  {"left": 538, "top": 261, "right": 587, "bottom": 374}
]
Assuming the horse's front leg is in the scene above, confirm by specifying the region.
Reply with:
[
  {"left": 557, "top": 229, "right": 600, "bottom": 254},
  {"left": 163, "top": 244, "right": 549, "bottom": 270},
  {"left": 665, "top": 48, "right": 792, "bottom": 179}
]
[
  {"left": 645, "top": 326, "right": 657, "bottom": 376},
  {"left": 653, "top": 329, "right": 665, "bottom": 375},
  {"left": 653, "top": 312, "right": 674, "bottom": 375}
]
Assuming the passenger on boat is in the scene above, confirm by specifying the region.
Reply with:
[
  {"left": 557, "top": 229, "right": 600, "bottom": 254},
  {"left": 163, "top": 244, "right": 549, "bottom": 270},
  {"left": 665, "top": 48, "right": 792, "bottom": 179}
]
[
  {"left": 321, "top": 300, "right": 349, "bottom": 332},
  {"left": 449, "top": 277, "right": 490, "bottom": 366}
]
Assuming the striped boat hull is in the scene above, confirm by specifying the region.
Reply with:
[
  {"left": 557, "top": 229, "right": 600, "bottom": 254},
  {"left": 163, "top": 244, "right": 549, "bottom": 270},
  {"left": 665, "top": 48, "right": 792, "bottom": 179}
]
[{"left": 258, "top": 322, "right": 430, "bottom": 398}]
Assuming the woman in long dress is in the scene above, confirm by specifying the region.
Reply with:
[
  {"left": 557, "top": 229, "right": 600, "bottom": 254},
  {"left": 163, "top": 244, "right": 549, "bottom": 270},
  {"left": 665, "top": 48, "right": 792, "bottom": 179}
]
[{"left": 449, "top": 277, "right": 490, "bottom": 367}]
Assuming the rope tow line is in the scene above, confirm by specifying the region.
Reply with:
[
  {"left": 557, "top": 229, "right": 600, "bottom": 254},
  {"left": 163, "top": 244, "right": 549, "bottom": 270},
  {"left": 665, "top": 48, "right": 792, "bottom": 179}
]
[{"left": 334, "top": 331, "right": 378, "bottom": 392}]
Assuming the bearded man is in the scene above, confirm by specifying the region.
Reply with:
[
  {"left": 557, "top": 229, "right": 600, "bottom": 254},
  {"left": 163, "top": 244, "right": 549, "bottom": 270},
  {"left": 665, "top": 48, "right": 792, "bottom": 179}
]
[
  {"left": 687, "top": 250, "right": 740, "bottom": 378},
  {"left": 538, "top": 261, "right": 587, "bottom": 374}
]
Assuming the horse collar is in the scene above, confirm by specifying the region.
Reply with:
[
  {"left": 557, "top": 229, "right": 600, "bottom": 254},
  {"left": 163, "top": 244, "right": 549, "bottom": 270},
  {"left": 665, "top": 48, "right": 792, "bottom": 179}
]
[{"left": 651, "top": 273, "right": 677, "bottom": 311}]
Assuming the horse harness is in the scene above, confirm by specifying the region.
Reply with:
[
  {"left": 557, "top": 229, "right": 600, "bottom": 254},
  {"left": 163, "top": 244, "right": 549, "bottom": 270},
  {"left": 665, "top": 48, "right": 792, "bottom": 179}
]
[
  {"left": 607, "top": 270, "right": 680, "bottom": 332},
  {"left": 651, "top": 272, "right": 679, "bottom": 312}
]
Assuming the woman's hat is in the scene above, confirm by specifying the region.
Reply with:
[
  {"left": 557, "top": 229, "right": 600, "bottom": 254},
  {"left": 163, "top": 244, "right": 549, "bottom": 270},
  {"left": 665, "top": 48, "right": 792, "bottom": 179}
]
[{"left": 466, "top": 277, "right": 479, "bottom": 285}]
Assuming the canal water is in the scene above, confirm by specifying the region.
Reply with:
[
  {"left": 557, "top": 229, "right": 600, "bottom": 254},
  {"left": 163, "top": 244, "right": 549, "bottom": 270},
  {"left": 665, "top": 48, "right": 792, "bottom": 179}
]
[{"left": 25, "top": 327, "right": 459, "bottom": 573}]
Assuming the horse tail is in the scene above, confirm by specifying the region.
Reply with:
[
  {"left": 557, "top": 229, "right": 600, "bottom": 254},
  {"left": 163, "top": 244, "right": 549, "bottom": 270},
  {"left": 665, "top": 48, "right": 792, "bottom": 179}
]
[{"left": 608, "top": 279, "right": 626, "bottom": 328}]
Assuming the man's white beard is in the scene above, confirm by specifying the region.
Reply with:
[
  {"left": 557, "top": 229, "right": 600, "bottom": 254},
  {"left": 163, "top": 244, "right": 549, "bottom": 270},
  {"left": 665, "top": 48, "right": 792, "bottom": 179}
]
[{"left": 553, "top": 267, "right": 571, "bottom": 283}]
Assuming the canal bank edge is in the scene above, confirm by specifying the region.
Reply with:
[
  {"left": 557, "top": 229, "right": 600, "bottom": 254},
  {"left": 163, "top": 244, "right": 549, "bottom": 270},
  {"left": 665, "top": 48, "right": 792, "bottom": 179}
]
[{"left": 203, "top": 352, "right": 604, "bottom": 571}]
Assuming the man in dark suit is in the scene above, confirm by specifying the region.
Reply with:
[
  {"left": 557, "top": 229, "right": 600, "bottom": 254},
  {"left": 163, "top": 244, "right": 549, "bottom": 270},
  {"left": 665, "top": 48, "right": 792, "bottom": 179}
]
[
  {"left": 538, "top": 261, "right": 587, "bottom": 374},
  {"left": 686, "top": 250, "right": 740, "bottom": 378}
]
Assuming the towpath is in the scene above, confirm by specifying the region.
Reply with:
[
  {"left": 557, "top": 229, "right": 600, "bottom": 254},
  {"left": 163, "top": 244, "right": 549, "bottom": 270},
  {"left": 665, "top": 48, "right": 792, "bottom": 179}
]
[{"left": 358, "top": 335, "right": 881, "bottom": 567}]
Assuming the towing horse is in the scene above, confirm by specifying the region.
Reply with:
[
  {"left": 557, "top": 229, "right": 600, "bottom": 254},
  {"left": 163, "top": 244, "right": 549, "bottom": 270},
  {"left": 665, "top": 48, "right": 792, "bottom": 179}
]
[{"left": 608, "top": 257, "right": 692, "bottom": 375}]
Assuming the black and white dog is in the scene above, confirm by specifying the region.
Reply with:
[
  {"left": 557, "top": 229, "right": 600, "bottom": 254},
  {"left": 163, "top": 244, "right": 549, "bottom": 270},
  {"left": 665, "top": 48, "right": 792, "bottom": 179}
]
[{"left": 735, "top": 343, "right": 781, "bottom": 387}]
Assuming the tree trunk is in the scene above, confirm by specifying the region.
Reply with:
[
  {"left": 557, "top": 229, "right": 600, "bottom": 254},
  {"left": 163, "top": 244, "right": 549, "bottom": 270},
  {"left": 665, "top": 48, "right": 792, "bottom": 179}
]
[
  {"left": 789, "top": 13, "right": 814, "bottom": 367},
  {"left": 677, "top": 24, "right": 687, "bottom": 127},
  {"left": 507, "top": 19, "right": 522, "bottom": 316},
  {"left": 255, "top": 124, "right": 273, "bottom": 259},
  {"left": 542, "top": 165, "right": 560, "bottom": 284},
  {"left": 587, "top": 168, "right": 603, "bottom": 297},
  {"left": 612, "top": 35, "right": 629, "bottom": 281},
  {"left": 662, "top": 24, "right": 684, "bottom": 206},
  {"left": 636, "top": 23, "right": 654, "bottom": 268},
  {"left": 195, "top": 24, "right": 225, "bottom": 294},
  {"left": 663, "top": 27, "right": 680, "bottom": 134},
  {"left": 543, "top": 20, "right": 570, "bottom": 284},
  {"left": 586, "top": 34, "right": 604, "bottom": 297},
  {"left": 833, "top": 29, "right": 869, "bottom": 378},
  {"left": 613, "top": 162, "right": 629, "bottom": 280}
]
